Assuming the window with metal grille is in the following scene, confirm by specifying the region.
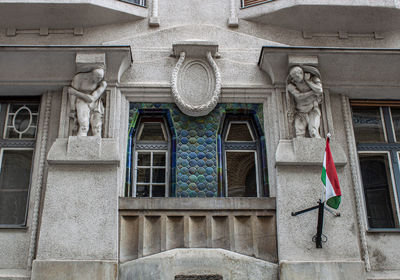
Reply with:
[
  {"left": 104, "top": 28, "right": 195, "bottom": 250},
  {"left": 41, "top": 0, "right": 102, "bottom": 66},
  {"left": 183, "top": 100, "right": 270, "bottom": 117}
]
[
  {"left": 0, "top": 101, "right": 39, "bottom": 227},
  {"left": 241, "top": 0, "right": 274, "bottom": 8},
  {"left": 119, "top": 0, "right": 146, "bottom": 7},
  {"left": 351, "top": 102, "right": 400, "bottom": 229}
]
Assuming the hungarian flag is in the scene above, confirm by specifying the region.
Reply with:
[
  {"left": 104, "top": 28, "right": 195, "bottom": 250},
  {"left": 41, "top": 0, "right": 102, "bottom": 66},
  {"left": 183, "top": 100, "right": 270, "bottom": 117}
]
[{"left": 321, "top": 136, "right": 341, "bottom": 209}]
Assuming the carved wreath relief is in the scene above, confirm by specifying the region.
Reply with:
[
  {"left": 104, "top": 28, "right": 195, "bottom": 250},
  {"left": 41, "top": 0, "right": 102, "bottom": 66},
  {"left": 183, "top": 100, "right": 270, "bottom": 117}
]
[
  {"left": 171, "top": 51, "right": 221, "bottom": 117},
  {"left": 286, "top": 65, "right": 324, "bottom": 138},
  {"left": 68, "top": 68, "right": 107, "bottom": 137}
]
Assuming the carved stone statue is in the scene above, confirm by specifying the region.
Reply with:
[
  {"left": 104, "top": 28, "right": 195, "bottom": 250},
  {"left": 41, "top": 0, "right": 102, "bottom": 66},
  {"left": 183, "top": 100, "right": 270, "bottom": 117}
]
[
  {"left": 68, "top": 68, "right": 107, "bottom": 137},
  {"left": 286, "top": 65, "right": 323, "bottom": 138}
]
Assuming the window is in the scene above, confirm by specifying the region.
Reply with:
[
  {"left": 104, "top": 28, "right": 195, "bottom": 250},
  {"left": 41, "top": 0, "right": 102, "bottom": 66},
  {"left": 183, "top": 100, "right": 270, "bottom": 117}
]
[
  {"left": 241, "top": 0, "right": 274, "bottom": 8},
  {"left": 0, "top": 101, "right": 39, "bottom": 226},
  {"left": 351, "top": 103, "right": 400, "bottom": 228},
  {"left": 131, "top": 116, "right": 170, "bottom": 197},
  {"left": 219, "top": 114, "right": 268, "bottom": 197},
  {"left": 119, "top": 0, "right": 146, "bottom": 7}
]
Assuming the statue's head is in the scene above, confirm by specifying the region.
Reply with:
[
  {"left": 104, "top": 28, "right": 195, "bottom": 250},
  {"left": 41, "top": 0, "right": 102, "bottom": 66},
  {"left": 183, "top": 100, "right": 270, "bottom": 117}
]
[
  {"left": 91, "top": 68, "right": 105, "bottom": 83},
  {"left": 289, "top": 66, "right": 304, "bottom": 83}
]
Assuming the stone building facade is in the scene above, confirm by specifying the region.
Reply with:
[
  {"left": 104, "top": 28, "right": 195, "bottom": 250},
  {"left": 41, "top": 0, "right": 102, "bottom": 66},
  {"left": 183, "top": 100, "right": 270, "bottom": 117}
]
[{"left": 0, "top": 0, "right": 400, "bottom": 279}]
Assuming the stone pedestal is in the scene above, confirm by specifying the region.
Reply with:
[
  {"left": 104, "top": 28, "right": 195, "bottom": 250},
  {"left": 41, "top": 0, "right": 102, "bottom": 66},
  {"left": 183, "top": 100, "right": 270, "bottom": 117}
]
[{"left": 31, "top": 137, "right": 120, "bottom": 280}]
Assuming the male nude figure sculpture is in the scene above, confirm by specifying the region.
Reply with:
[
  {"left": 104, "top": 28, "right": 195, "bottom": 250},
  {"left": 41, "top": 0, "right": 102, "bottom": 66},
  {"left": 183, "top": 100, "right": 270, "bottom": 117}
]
[
  {"left": 68, "top": 68, "right": 107, "bottom": 137},
  {"left": 287, "top": 66, "right": 323, "bottom": 138}
]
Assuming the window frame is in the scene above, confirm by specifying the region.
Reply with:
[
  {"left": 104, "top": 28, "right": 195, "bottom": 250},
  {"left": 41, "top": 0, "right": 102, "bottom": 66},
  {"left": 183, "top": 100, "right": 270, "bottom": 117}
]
[
  {"left": 131, "top": 116, "right": 171, "bottom": 198},
  {"left": 352, "top": 103, "right": 400, "bottom": 230},
  {"left": 219, "top": 113, "right": 267, "bottom": 198},
  {"left": 0, "top": 100, "right": 39, "bottom": 228}
]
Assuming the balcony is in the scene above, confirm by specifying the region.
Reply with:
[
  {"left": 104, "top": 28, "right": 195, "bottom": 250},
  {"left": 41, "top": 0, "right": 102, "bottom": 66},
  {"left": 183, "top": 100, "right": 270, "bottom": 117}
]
[
  {"left": 239, "top": 0, "right": 400, "bottom": 33},
  {"left": 0, "top": 0, "right": 147, "bottom": 29},
  {"left": 119, "top": 197, "right": 277, "bottom": 263}
]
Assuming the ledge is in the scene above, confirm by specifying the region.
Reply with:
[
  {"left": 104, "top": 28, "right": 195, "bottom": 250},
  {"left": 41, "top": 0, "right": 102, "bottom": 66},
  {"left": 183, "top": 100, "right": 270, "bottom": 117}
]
[
  {"left": 0, "top": 0, "right": 147, "bottom": 29},
  {"left": 0, "top": 46, "right": 131, "bottom": 95},
  {"left": 259, "top": 46, "right": 400, "bottom": 99},
  {"left": 119, "top": 197, "right": 276, "bottom": 211},
  {"left": 172, "top": 40, "right": 219, "bottom": 58},
  {"left": 275, "top": 138, "right": 347, "bottom": 166},
  {"left": 239, "top": 0, "right": 400, "bottom": 33},
  {"left": 47, "top": 136, "right": 120, "bottom": 165}
]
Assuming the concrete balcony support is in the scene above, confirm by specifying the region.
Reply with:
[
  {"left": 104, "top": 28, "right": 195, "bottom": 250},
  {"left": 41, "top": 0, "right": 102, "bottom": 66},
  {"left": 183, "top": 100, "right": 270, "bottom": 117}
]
[{"left": 119, "top": 197, "right": 277, "bottom": 264}]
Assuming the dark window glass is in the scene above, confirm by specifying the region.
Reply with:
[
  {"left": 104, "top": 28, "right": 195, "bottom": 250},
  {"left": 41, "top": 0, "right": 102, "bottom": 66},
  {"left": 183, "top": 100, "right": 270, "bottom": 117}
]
[
  {"left": 0, "top": 150, "right": 33, "bottom": 225},
  {"left": 136, "top": 185, "right": 150, "bottom": 197},
  {"left": 226, "top": 123, "right": 254, "bottom": 142},
  {"left": 226, "top": 152, "right": 257, "bottom": 197},
  {"left": 152, "top": 185, "right": 166, "bottom": 197},
  {"left": 137, "top": 168, "right": 150, "bottom": 183},
  {"left": 352, "top": 107, "right": 385, "bottom": 143},
  {"left": 152, "top": 169, "right": 165, "bottom": 183},
  {"left": 359, "top": 154, "right": 397, "bottom": 228},
  {"left": 153, "top": 153, "right": 166, "bottom": 166},
  {"left": 138, "top": 122, "right": 166, "bottom": 141},
  {"left": 391, "top": 108, "right": 400, "bottom": 142},
  {"left": 137, "top": 153, "right": 151, "bottom": 166}
]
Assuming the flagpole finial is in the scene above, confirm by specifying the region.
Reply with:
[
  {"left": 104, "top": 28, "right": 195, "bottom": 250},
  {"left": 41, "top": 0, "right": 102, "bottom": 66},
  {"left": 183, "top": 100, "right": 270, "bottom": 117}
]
[{"left": 326, "top": 133, "right": 331, "bottom": 139}]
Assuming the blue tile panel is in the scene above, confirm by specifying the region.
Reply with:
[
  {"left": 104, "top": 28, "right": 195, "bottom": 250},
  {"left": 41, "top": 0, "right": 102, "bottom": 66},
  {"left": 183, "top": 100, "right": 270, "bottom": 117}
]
[{"left": 127, "top": 103, "right": 265, "bottom": 197}]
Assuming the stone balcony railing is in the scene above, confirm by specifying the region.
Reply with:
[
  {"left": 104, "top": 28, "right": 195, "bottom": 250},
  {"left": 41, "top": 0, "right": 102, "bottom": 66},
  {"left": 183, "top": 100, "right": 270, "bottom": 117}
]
[{"left": 119, "top": 197, "right": 277, "bottom": 263}]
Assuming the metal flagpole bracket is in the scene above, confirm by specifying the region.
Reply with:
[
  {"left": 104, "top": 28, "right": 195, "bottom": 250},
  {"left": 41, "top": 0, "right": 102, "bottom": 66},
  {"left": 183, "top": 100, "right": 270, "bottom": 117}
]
[{"left": 291, "top": 199, "right": 339, "bottom": 248}]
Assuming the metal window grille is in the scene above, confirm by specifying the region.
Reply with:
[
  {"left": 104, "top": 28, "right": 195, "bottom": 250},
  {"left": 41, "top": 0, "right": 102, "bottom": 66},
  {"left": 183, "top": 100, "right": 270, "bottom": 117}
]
[
  {"left": 241, "top": 0, "right": 274, "bottom": 8},
  {"left": 119, "top": 0, "right": 146, "bottom": 7}
]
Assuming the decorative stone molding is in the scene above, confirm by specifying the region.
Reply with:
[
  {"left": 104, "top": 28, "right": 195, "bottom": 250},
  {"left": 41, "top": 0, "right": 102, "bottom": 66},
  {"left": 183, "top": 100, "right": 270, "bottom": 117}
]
[
  {"left": 275, "top": 138, "right": 347, "bottom": 166},
  {"left": 228, "top": 0, "right": 239, "bottom": 27},
  {"left": 149, "top": 0, "right": 160, "bottom": 27},
  {"left": 47, "top": 137, "right": 120, "bottom": 165},
  {"left": 27, "top": 92, "right": 52, "bottom": 269},
  {"left": 341, "top": 95, "right": 371, "bottom": 272},
  {"left": 171, "top": 41, "right": 221, "bottom": 117}
]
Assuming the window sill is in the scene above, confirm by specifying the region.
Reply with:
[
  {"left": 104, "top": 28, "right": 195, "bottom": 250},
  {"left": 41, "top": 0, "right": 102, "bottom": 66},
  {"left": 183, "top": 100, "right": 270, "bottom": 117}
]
[
  {"left": 366, "top": 228, "right": 400, "bottom": 233},
  {"left": 119, "top": 197, "right": 276, "bottom": 211},
  {"left": 0, "top": 225, "right": 28, "bottom": 229}
]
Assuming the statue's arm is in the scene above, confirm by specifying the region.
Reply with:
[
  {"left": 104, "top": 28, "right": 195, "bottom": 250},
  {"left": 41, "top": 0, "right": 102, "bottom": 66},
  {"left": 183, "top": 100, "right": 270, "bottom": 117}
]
[
  {"left": 288, "top": 84, "right": 316, "bottom": 100},
  {"left": 68, "top": 87, "right": 93, "bottom": 103},
  {"left": 305, "top": 76, "right": 323, "bottom": 95},
  {"left": 90, "top": 81, "right": 107, "bottom": 102}
]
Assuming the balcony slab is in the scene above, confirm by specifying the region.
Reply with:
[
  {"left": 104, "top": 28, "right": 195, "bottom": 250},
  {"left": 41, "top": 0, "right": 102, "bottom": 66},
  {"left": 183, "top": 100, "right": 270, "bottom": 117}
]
[
  {"left": 240, "top": 0, "right": 400, "bottom": 33},
  {"left": 0, "top": 0, "right": 147, "bottom": 29}
]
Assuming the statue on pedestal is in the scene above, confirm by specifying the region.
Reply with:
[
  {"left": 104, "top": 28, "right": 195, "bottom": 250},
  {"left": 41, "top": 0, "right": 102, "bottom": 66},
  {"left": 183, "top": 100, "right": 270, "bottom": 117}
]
[
  {"left": 286, "top": 65, "right": 323, "bottom": 138},
  {"left": 68, "top": 68, "right": 107, "bottom": 137}
]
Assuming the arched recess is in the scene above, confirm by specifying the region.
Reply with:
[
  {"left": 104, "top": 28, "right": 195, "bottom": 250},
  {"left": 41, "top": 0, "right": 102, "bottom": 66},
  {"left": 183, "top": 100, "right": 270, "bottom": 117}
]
[{"left": 217, "top": 109, "right": 269, "bottom": 197}]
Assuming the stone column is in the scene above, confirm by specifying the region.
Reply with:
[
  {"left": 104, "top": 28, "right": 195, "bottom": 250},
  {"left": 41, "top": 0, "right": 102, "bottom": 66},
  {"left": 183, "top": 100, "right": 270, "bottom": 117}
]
[{"left": 31, "top": 53, "right": 124, "bottom": 280}]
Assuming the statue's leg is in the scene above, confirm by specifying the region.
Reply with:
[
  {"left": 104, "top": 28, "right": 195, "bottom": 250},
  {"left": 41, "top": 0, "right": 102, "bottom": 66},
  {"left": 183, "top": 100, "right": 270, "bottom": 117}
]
[
  {"left": 294, "top": 114, "right": 307, "bottom": 138},
  {"left": 90, "top": 111, "right": 103, "bottom": 137},
  {"left": 308, "top": 108, "right": 321, "bottom": 138},
  {"left": 76, "top": 99, "right": 90, "bottom": 136}
]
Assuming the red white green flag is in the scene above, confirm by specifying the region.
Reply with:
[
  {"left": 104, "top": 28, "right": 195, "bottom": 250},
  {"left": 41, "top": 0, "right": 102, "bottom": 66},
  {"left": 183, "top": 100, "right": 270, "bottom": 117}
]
[{"left": 321, "top": 136, "right": 341, "bottom": 209}]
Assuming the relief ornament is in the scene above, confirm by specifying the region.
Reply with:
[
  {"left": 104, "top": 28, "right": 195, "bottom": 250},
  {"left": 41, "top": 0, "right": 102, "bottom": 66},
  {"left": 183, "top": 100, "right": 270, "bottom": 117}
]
[
  {"left": 171, "top": 41, "right": 221, "bottom": 117},
  {"left": 286, "top": 65, "right": 323, "bottom": 138}
]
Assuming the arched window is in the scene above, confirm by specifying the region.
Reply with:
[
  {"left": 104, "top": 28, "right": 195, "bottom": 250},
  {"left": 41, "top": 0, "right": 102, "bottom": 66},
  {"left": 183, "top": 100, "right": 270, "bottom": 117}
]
[
  {"left": 219, "top": 114, "right": 268, "bottom": 197},
  {"left": 132, "top": 116, "right": 170, "bottom": 197}
]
